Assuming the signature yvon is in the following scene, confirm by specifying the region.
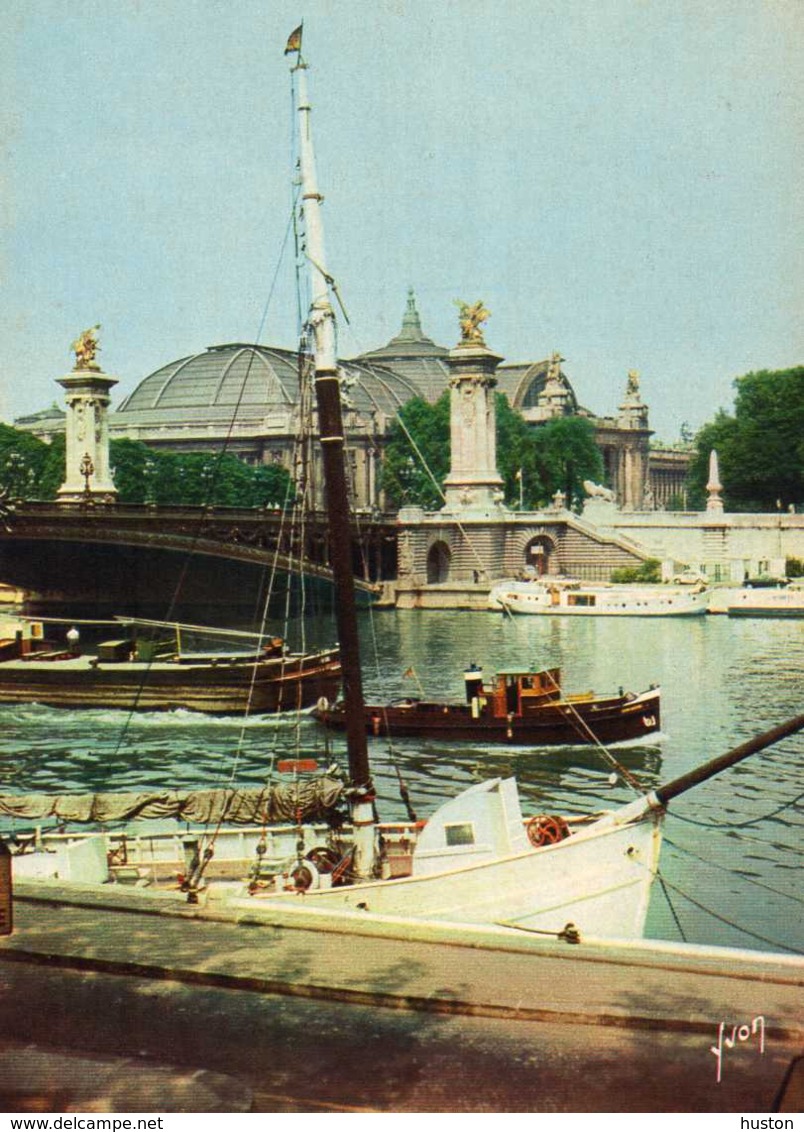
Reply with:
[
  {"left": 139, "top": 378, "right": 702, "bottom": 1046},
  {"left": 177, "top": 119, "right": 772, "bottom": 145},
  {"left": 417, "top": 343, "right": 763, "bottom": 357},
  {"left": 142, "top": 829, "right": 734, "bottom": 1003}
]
[{"left": 710, "top": 1015, "right": 765, "bottom": 1083}]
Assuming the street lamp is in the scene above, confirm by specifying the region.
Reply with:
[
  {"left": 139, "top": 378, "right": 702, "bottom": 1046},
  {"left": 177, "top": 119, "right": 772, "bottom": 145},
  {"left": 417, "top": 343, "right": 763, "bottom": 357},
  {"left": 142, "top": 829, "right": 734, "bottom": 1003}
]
[
  {"left": 79, "top": 453, "right": 95, "bottom": 498},
  {"left": 143, "top": 458, "right": 157, "bottom": 505}
]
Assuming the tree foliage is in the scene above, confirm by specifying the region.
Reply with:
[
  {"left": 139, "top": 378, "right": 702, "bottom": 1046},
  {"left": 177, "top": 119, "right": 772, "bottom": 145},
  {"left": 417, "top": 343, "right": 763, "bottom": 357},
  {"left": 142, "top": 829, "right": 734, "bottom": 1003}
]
[
  {"left": 0, "top": 427, "right": 294, "bottom": 508},
  {"left": 379, "top": 394, "right": 451, "bottom": 510},
  {"left": 0, "top": 425, "right": 64, "bottom": 500},
  {"left": 531, "top": 415, "right": 603, "bottom": 512},
  {"left": 688, "top": 367, "right": 804, "bottom": 511},
  {"left": 610, "top": 558, "right": 661, "bottom": 584},
  {"left": 379, "top": 393, "right": 603, "bottom": 512}
]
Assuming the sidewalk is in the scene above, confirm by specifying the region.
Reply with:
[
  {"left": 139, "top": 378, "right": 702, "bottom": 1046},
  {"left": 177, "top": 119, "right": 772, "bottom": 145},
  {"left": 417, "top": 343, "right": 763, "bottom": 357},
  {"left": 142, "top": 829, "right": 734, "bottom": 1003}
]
[{"left": 0, "top": 890, "right": 801, "bottom": 1111}]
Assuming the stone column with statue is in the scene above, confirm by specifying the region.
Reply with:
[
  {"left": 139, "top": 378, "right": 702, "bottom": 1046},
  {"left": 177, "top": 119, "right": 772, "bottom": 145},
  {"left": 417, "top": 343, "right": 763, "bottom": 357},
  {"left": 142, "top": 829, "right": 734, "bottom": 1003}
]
[
  {"left": 616, "top": 368, "right": 652, "bottom": 509},
  {"left": 441, "top": 301, "right": 506, "bottom": 514},
  {"left": 57, "top": 326, "right": 118, "bottom": 504}
]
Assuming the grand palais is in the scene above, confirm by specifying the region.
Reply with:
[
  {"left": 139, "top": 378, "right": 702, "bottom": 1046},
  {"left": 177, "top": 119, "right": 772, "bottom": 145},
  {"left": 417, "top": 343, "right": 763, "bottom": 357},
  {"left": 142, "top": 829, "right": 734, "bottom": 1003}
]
[{"left": 16, "top": 292, "right": 690, "bottom": 512}]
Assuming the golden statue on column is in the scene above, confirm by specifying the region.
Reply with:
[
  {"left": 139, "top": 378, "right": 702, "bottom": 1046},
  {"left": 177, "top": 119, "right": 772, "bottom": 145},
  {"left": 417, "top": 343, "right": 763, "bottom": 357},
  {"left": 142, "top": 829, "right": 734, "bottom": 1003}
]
[
  {"left": 71, "top": 325, "right": 102, "bottom": 371},
  {"left": 454, "top": 301, "right": 490, "bottom": 345}
]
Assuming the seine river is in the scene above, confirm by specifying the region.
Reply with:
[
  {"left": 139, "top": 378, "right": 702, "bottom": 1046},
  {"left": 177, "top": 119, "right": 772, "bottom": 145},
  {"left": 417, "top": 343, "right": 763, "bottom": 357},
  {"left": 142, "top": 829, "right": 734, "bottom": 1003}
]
[{"left": 1, "top": 607, "right": 801, "bottom": 955}]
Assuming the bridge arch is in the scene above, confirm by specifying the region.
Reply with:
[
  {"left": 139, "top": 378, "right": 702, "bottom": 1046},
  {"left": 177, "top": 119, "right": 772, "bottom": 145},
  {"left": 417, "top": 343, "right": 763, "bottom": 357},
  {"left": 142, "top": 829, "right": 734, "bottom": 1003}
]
[
  {"left": 426, "top": 540, "right": 451, "bottom": 584},
  {"left": 509, "top": 530, "right": 559, "bottom": 576}
]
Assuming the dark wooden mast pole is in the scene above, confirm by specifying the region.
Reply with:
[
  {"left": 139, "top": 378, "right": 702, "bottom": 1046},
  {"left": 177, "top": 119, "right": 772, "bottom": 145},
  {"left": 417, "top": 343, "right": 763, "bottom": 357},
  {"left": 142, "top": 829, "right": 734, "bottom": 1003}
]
[
  {"left": 314, "top": 370, "right": 372, "bottom": 790},
  {"left": 292, "top": 51, "right": 373, "bottom": 799}
]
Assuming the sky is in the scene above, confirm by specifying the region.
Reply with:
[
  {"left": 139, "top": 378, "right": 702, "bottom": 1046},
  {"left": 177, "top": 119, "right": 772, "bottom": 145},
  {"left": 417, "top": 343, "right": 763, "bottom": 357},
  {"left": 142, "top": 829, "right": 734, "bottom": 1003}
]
[{"left": 1, "top": 0, "right": 801, "bottom": 442}]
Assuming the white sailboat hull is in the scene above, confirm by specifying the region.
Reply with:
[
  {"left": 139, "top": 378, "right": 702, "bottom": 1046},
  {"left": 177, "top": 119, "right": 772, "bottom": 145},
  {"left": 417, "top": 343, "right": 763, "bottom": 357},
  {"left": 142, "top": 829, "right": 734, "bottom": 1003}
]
[
  {"left": 267, "top": 812, "right": 662, "bottom": 939},
  {"left": 8, "top": 794, "right": 662, "bottom": 940}
]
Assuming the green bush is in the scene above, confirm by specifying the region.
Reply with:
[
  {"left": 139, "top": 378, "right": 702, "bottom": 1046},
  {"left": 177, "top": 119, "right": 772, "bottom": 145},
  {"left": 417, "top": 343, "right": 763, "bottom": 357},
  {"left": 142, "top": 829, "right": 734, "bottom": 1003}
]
[{"left": 610, "top": 558, "right": 661, "bottom": 584}]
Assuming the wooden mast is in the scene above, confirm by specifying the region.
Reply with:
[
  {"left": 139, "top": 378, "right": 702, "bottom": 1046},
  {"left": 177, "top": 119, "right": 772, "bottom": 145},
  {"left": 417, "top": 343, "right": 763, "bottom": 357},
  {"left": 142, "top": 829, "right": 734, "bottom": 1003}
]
[
  {"left": 290, "top": 40, "right": 376, "bottom": 875},
  {"left": 597, "top": 713, "right": 804, "bottom": 831},
  {"left": 654, "top": 713, "right": 804, "bottom": 807}
]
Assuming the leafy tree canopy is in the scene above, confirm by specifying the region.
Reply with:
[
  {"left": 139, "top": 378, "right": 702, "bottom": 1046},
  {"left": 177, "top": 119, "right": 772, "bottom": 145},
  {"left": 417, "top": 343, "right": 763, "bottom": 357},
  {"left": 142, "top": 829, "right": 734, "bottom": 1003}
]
[
  {"left": 688, "top": 367, "right": 804, "bottom": 511},
  {"left": 379, "top": 393, "right": 451, "bottom": 510},
  {"left": 0, "top": 427, "right": 294, "bottom": 508},
  {"left": 531, "top": 414, "right": 603, "bottom": 512}
]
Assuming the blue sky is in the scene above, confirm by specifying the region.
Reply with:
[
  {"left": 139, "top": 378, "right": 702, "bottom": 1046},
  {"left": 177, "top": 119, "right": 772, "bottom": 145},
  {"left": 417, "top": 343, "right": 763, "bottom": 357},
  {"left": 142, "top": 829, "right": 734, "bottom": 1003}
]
[{"left": 1, "top": 0, "right": 801, "bottom": 441}]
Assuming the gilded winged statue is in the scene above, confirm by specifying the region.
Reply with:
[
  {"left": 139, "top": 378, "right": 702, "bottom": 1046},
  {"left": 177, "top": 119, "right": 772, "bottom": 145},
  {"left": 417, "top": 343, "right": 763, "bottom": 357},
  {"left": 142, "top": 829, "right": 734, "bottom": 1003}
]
[
  {"left": 454, "top": 300, "right": 490, "bottom": 344},
  {"left": 71, "top": 325, "right": 101, "bottom": 370}
]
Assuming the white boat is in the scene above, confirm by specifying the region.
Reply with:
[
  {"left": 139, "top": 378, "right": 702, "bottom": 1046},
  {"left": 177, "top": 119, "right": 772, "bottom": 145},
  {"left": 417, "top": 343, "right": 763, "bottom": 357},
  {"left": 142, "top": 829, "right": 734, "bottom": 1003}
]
[
  {"left": 489, "top": 577, "right": 709, "bottom": 617},
  {"left": 727, "top": 584, "right": 804, "bottom": 618},
  {"left": 2, "top": 32, "right": 801, "bottom": 949}
]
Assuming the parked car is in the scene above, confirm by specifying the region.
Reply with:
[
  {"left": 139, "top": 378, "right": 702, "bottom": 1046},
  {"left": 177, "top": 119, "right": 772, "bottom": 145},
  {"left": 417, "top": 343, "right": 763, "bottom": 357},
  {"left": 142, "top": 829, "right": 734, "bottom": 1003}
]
[
  {"left": 744, "top": 574, "right": 788, "bottom": 588},
  {"left": 672, "top": 569, "right": 707, "bottom": 585}
]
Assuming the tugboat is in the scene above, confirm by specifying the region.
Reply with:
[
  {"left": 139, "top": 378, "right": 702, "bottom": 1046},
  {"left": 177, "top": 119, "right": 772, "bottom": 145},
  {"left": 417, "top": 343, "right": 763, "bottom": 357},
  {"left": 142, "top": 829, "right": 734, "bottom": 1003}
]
[{"left": 314, "top": 663, "right": 661, "bottom": 745}]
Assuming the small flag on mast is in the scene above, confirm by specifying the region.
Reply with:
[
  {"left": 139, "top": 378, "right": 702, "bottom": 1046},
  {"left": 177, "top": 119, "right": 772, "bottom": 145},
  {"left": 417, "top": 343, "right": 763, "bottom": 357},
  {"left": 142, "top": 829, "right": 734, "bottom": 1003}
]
[{"left": 284, "top": 24, "right": 303, "bottom": 55}]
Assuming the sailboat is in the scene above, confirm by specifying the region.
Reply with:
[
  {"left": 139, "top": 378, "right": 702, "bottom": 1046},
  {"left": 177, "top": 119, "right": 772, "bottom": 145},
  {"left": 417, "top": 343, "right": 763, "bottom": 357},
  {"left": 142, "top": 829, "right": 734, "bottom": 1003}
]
[{"left": 2, "top": 33, "right": 803, "bottom": 947}]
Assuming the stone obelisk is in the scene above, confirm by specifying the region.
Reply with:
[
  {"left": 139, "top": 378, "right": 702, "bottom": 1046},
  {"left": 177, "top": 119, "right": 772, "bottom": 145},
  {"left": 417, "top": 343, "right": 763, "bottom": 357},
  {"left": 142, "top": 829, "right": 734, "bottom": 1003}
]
[
  {"left": 441, "top": 301, "right": 505, "bottom": 513},
  {"left": 706, "top": 449, "right": 724, "bottom": 513},
  {"left": 57, "top": 326, "right": 118, "bottom": 503}
]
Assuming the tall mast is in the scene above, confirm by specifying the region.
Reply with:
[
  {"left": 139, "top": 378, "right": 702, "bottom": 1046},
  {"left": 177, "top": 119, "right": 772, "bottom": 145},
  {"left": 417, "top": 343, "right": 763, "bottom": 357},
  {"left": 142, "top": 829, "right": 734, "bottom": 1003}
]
[{"left": 290, "top": 42, "right": 375, "bottom": 875}]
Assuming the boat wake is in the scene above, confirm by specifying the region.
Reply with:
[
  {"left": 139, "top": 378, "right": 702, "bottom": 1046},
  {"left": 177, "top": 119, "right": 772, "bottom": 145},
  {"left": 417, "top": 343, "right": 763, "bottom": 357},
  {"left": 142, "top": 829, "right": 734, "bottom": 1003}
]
[{"left": 0, "top": 702, "right": 319, "bottom": 730}]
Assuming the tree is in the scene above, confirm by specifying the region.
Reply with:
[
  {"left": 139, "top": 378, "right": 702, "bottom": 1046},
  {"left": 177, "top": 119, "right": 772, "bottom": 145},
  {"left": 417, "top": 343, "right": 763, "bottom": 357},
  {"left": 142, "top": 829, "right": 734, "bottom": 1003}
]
[
  {"left": 688, "top": 367, "right": 804, "bottom": 511},
  {"left": 494, "top": 394, "right": 549, "bottom": 507},
  {"left": 0, "top": 425, "right": 295, "bottom": 507},
  {"left": 379, "top": 393, "right": 451, "bottom": 510},
  {"left": 109, "top": 438, "right": 153, "bottom": 503},
  {"left": 531, "top": 416, "right": 604, "bottom": 511},
  {"left": 0, "top": 425, "right": 56, "bottom": 499}
]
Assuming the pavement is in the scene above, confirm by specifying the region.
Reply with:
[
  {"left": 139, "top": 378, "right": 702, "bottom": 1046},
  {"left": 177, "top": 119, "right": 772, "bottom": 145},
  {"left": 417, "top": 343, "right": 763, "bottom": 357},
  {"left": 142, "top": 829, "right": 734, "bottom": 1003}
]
[{"left": 0, "top": 888, "right": 801, "bottom": 1113}]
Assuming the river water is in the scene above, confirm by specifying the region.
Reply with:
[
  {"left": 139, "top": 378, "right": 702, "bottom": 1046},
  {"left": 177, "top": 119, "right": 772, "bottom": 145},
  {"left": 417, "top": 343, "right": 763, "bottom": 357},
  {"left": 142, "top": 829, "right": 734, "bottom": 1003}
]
[{"left": 1, "top": 607, "right": 801, "bottom": 955}]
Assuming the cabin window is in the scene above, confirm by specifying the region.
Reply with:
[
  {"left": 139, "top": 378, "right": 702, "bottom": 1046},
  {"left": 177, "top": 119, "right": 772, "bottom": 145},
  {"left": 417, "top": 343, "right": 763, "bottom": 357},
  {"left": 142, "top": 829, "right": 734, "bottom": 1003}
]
[{"left": 444, "top": 822, "right": 475, "bottom": 847}]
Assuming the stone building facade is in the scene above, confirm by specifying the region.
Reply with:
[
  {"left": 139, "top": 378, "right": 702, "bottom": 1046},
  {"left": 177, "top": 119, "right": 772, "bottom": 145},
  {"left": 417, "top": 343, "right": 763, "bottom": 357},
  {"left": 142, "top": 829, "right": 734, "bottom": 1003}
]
[
  {"left": 358, "top": 292, "right": 690, "bottom": 510},
  {"left": 16, "top": 293, "right": 690, "bottom": 511}
]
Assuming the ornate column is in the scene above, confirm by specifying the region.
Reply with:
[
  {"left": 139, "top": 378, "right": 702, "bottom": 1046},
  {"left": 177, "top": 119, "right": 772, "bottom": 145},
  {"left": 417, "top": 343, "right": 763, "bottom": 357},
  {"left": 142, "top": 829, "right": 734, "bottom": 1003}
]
[
  {"left": 616, "top": 369, "right": 652, "bottom": 510},
  {"left": 442, "top": 301, "right": 505, "bottom": 513},
  {"left": 57, "top": 327, "right": 118, "bottom": 503}
]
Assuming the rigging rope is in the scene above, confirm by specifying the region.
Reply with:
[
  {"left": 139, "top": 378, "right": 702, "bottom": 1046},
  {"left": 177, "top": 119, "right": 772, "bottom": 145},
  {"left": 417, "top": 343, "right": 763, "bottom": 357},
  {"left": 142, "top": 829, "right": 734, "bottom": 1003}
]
[
  {"left": 666, "top": 790, "right": 804, "bottom": 830},
  {"left": 662, "top": 832, "right": 804, "bottom": 907},
  {"left": 654, "top": 867, "right": 804, "bottom": 956},
  {"left": 656, "top": 874, "right": 688, "bottom": 943},
  {"left": 331, "top": 299, "right": 647, "bottom": 796}
]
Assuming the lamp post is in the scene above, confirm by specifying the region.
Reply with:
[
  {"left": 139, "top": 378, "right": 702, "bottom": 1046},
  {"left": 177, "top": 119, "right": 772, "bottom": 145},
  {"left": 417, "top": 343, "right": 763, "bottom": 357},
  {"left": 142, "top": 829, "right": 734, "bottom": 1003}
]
[
  {"left": 79, "top": 453, "right": 94, "bottom": 498},
  {"left": 143, "top": 457, "right": 156, "bottom": 505}
]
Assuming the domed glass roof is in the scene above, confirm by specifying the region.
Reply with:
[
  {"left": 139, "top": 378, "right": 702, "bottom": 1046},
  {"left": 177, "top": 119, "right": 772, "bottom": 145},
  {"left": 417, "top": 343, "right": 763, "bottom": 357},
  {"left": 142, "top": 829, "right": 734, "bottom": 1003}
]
[
  {"left": 355, "top": 290, "right": 451, "bottom": 403},
  {"left": 117, "top": 344, "right": 419, "bottom": 420}
]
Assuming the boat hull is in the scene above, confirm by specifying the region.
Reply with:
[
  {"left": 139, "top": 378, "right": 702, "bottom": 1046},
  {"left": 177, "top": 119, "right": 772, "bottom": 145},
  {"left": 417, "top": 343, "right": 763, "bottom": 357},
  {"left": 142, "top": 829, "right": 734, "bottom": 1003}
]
[
  {"left": 315, "top": 688, "right": 661, "bottom": 745},
  {"left": 8, "top": 808, "right": 661, "bottom": 940},
  {"left": 0, "top": 650, "right": 342, "bottom": 713},
  {"left": 727, "top": 607, "right": 804, "bottom": 618},
  {"left": 727, "top": 595, "right": 804, "bottom": 618},
  {"left": 490, "top": 581, "right": 709, "bottom": 617},
  {"left": 277, "top": 813, "right": 663, "bottom": 939}
]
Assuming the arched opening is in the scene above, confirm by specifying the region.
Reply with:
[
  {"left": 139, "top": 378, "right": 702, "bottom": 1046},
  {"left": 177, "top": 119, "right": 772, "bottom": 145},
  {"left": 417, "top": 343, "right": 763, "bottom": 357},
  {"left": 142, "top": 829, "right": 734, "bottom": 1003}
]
[
  {"left": 523, "top": 535, "right": 556, "bottom": 577},
  {"left": 427, "top": 541, "right": 451, "bottom": 584}
]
